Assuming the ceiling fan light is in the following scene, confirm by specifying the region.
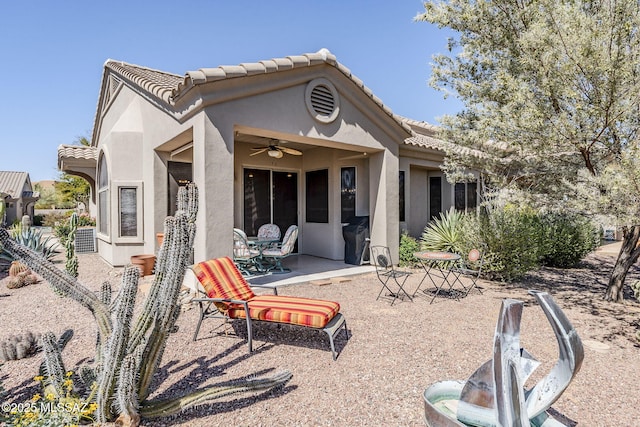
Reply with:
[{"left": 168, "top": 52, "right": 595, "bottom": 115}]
[{"left": 268, "top": 149, "right": 283, "bottom": 158}]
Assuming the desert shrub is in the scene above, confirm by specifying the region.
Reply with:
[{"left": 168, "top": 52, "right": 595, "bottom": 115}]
[
  {"left": 32, "top": 215, "right": 44, "bottom": 226},
  {"left": 539, "top": 213, "right": 599, "bottom": 268},
  {"left": 477, "top": 206, "right": 544, "bottom": 282},
  {"left": 42, "top": 211, "right": 69, "bottom": 227},
  {"left": 398, "top": 231, "right": 420, "bottom": 267}
]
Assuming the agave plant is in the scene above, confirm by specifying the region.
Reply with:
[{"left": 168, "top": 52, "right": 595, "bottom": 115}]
[
  {"left": 420, "top": 208, "right": 466, "bottom": 254},
  {"left": 0, "top": 223, "right": 61, "bottom": 266}
]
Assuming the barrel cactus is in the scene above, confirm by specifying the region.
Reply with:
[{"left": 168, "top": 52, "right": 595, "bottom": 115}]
[
  {"left": 0, "top": 332, "right": 41, "bottom": 361},
  {"left": 0, "top": 183, "right": 291, "bottom": 426}
]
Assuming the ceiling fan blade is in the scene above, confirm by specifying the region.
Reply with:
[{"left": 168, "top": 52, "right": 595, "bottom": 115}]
[
  {"left": 251, "top": 146, "right": 270, "bottom": 150},
  {"left": 279, "top": 147, "right": 302, "bottom": 156},
  {"left": 250, "top": 148, "right": 268, "bottom": 156}
]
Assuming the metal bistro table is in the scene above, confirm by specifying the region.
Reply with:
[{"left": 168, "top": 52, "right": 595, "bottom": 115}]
[
  {"left": 247, "top": 237, "right": 280, "bottom": 272},
  {"left": 413, "top": 251, "right": 462, "bottom": 304}
]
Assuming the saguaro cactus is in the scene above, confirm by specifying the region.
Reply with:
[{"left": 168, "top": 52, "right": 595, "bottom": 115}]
[{"left": 0, "top": 183, "right": 291, "bottom": 426}]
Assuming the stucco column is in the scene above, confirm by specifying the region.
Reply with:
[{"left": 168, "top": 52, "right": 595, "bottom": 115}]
[
  {"left": 191, "top": 115, "right": 235, "bottom": 263},
  {"left": 369, "top": 150, "right": 400, "bottom": 261}
]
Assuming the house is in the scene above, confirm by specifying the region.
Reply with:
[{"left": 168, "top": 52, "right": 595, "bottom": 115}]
[
  {"left": 57, "top": 49, "right": 478, "bottom": 267},
  {"left": 0, "top": 171, "right": 40, "bottom": 226}
]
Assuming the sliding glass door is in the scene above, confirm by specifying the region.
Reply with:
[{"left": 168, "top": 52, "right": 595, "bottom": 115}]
[{"left": 243, "top": 168, "right": 298, "bottom": 238}]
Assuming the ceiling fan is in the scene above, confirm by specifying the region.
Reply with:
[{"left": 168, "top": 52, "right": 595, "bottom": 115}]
[{"left": 250, "top": 141, "right": 302, "bottom": 158}]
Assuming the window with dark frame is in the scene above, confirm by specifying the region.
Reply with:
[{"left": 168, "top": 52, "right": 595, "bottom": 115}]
[
  {"left": 454, "top": 181, "right": 478, "bottom": 211},
  {"left": 341, "top": 167, "right": 356, "bottom": 222},
  {"left": 399, "top": 171, "right": 405, "bottom": 222},
  {"left": 306, "top": 169, "right": 329, "bottom": 223},
  {"left": 429, "top": 176, "right": 442, "bottom": 220}
]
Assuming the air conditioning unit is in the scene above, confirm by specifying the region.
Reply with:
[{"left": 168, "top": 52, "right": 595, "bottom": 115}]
[{"left": 75, "top": 227, "right": 96, "bottom": 253}]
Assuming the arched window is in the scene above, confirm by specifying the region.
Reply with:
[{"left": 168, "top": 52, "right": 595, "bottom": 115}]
[{"left": 97, "top": 154, "right": 109, "bottom": 235}]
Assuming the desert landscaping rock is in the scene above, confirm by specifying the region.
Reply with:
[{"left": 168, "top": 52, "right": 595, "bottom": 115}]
[{"left": 1, "top": 251, "right": 639, "bottom": 426}]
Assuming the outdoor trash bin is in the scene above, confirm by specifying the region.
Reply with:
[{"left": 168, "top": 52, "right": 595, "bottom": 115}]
[{"left": 342, "top": 215, "right": 370, "bottom": 265}]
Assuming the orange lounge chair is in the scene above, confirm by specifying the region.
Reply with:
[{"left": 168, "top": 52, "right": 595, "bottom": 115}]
[{"left": 191, "top": 257, "right": 348, "bottom": 360}]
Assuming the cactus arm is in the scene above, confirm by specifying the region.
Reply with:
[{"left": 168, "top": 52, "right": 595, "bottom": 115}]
[
  {"left": 95, "top": 266, "right": 139, "bottom": 423},
  {"left": 137, "top": 305, "right": 181, "bottom": 401},
  {"left": 40, "top": 332, "right": 67, "bottom": 398},
  {"left": 126, "top": 217, "right": 176, "bottom": 351},
  {"left": 139, "top": 370, "right": 292, "bottom": 419},
  {"left": 115, "top": 342, "right": 145, "bottom": 427}
]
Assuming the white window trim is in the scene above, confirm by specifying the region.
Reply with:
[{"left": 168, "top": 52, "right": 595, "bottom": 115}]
[{"left": 112, "top": 180, "right": 144, "bottom": 244}]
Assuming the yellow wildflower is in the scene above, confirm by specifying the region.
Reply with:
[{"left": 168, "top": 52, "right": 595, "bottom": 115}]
[
  {"left": 46, "top": 393, "right": 55, "bottom": 401},
  {"left": 66, "top": 371, "right": 74, "bottom": 377},
  {"left": 63, "top": 378, "right": 73, "bottom": 389},
  {"left": 33, "top": 375, "right": 44, "bottom": 382},
  {"left": 31, "top": 393, "right": 41, "bottom": 402}
]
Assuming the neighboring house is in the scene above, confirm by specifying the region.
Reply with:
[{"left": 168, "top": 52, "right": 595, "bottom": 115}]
[
  {"left": 58, "top": 48, "right": 478, "bottom": 267},
  {"left": 0, "top": 171, "right": 40, "bottom": 226}
]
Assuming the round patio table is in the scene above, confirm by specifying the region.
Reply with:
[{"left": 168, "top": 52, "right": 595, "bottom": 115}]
[{"left": 413, "top": 251, "right": 462, "bottom": 304}]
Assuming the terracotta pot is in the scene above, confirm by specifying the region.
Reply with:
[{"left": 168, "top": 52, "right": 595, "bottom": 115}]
[
  {"left": 131, "top": 254, "right": 156, "bottom": 277},
  {"left": 156, "top": 233, "right": 164, "bottom": 248}
]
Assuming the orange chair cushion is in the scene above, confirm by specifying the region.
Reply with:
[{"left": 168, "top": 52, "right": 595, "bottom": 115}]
[
  {"left": 192, "top": 257, "right": 256, "bottom": 312},
  {"left": 193, "top": 257, "right": 340, "bottom": 328},
  {"left": 227, "top": 295, "right": 340, "bottom": 328}
]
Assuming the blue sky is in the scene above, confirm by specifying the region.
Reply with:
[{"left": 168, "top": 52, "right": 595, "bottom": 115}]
[{"left": 0, "top": 0, "right": 462, "bottom": 183}]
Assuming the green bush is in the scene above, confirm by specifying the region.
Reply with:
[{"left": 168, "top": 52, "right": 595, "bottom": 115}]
[
  {"left": 398, "top": 231, "right": 420, "bottom": 267},
  {"left": 539, "top": 213, "right": 599, "bottom": 268},
  {"left": 32, "top": 215, "right": 44, "bottom": 226},
  {"left": 477, "top": 206, "right": 544, "bottom": 282}
]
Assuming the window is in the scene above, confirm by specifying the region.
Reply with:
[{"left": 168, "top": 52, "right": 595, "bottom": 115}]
[
  {"left": 306, "top": 169, "right": 328, "bottom": 223},
  {"left": 114, "top": 181, "right": 143, "bottom": 241},
  {"left": 455, "top": 181, "right": 478, "bottom": 211},
  {"left": 119, "top": 187, "right": 137, "bottom": 237},
  {"left": 98, "top": 154, "right": 109, "bottom": 235},
  {"left": 429, "top": 177, "right": 442, "bottom": 220},
  {"left": 341, "top": 167, "right": 356, "bottom": 222},
  {"left": 399, "top": 171, "right": 405, "bottom": 222}
]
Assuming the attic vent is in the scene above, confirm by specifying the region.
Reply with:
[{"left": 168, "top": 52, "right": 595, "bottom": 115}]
[
  {"left": 102, "top": 75, "right": 123, "bottom": 115},
  {"left": 305, "top": 78, "right": 340, "bottom": 123}
]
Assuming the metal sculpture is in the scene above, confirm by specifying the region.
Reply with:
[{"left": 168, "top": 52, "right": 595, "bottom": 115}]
[{"left": 424, "top": 291, "right": 584, "bottom": 426}]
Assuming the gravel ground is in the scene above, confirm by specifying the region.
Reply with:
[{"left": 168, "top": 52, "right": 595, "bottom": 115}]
[{"left": 1, "top": 251, "right": 640, "bottom": 426}]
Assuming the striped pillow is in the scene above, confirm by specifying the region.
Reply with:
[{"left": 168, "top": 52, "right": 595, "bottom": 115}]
[
  {"left": 192, "top": 257, "right": 256, "bottom": 312},
  {"left": 227, "top": 295, "right": 340, "bottom": 328}
]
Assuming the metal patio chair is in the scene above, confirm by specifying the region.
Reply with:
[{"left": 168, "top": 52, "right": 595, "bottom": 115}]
[
  {"left": 233, "top": 228, "right": 261, "bottom": 276},
  {"left": 370, "top": 245, "right": 413, "bottom": 305},
  {"left": 449, "top": 246, "right": 485, "bottom": 297},
  {"left": 261, "top": 225, "right": 298, "bottom": 273}
]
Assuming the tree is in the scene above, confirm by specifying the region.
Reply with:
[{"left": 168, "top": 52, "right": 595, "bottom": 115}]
[{"left": 417, "top": 0, "right": 640, "bottom": 302}]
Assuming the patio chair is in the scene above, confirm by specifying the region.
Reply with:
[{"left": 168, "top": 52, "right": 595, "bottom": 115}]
[
  {"left": 261, "top": 225, "right": 298, "bottom": 273},
  {"left": 370, "top": 245, "right": 413, "bottom": 305},
  {"left": 191, "top": 256, "right": 348, "bottom": 360},
  {"left": 449, "top": 246, "right": 485, "bottom": 297},
  {"left": 257, "top": 223, "right": 281, "bottom": 246},
  {"left": 233, "top": 228, "right": 261, "bottom": 276}
]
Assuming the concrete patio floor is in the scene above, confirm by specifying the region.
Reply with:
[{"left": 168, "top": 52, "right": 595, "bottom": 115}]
[{"left": 245, "top": 254, "right": 375, "bottom": 288}]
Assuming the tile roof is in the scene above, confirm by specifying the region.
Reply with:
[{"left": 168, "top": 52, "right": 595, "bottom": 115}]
[
  {"left": 104, "top": 60, "right": 183, "bottom": 104},
  {"left": 0, "top": 171, "right": 29, "bottom": 199},
  {"left": 57, "top": 145, "right": 99, "bottom": 161},
  {"left": 103, "top": 49, "right": 412, "bottom": 135}
]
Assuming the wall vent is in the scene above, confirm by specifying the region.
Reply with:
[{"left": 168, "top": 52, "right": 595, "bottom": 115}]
[
  {"left": 305, "top": 78, "right": 340, "bottom": 123},
  {"left": 75, "top": 228, "right": 97, "bottom": 253}
]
